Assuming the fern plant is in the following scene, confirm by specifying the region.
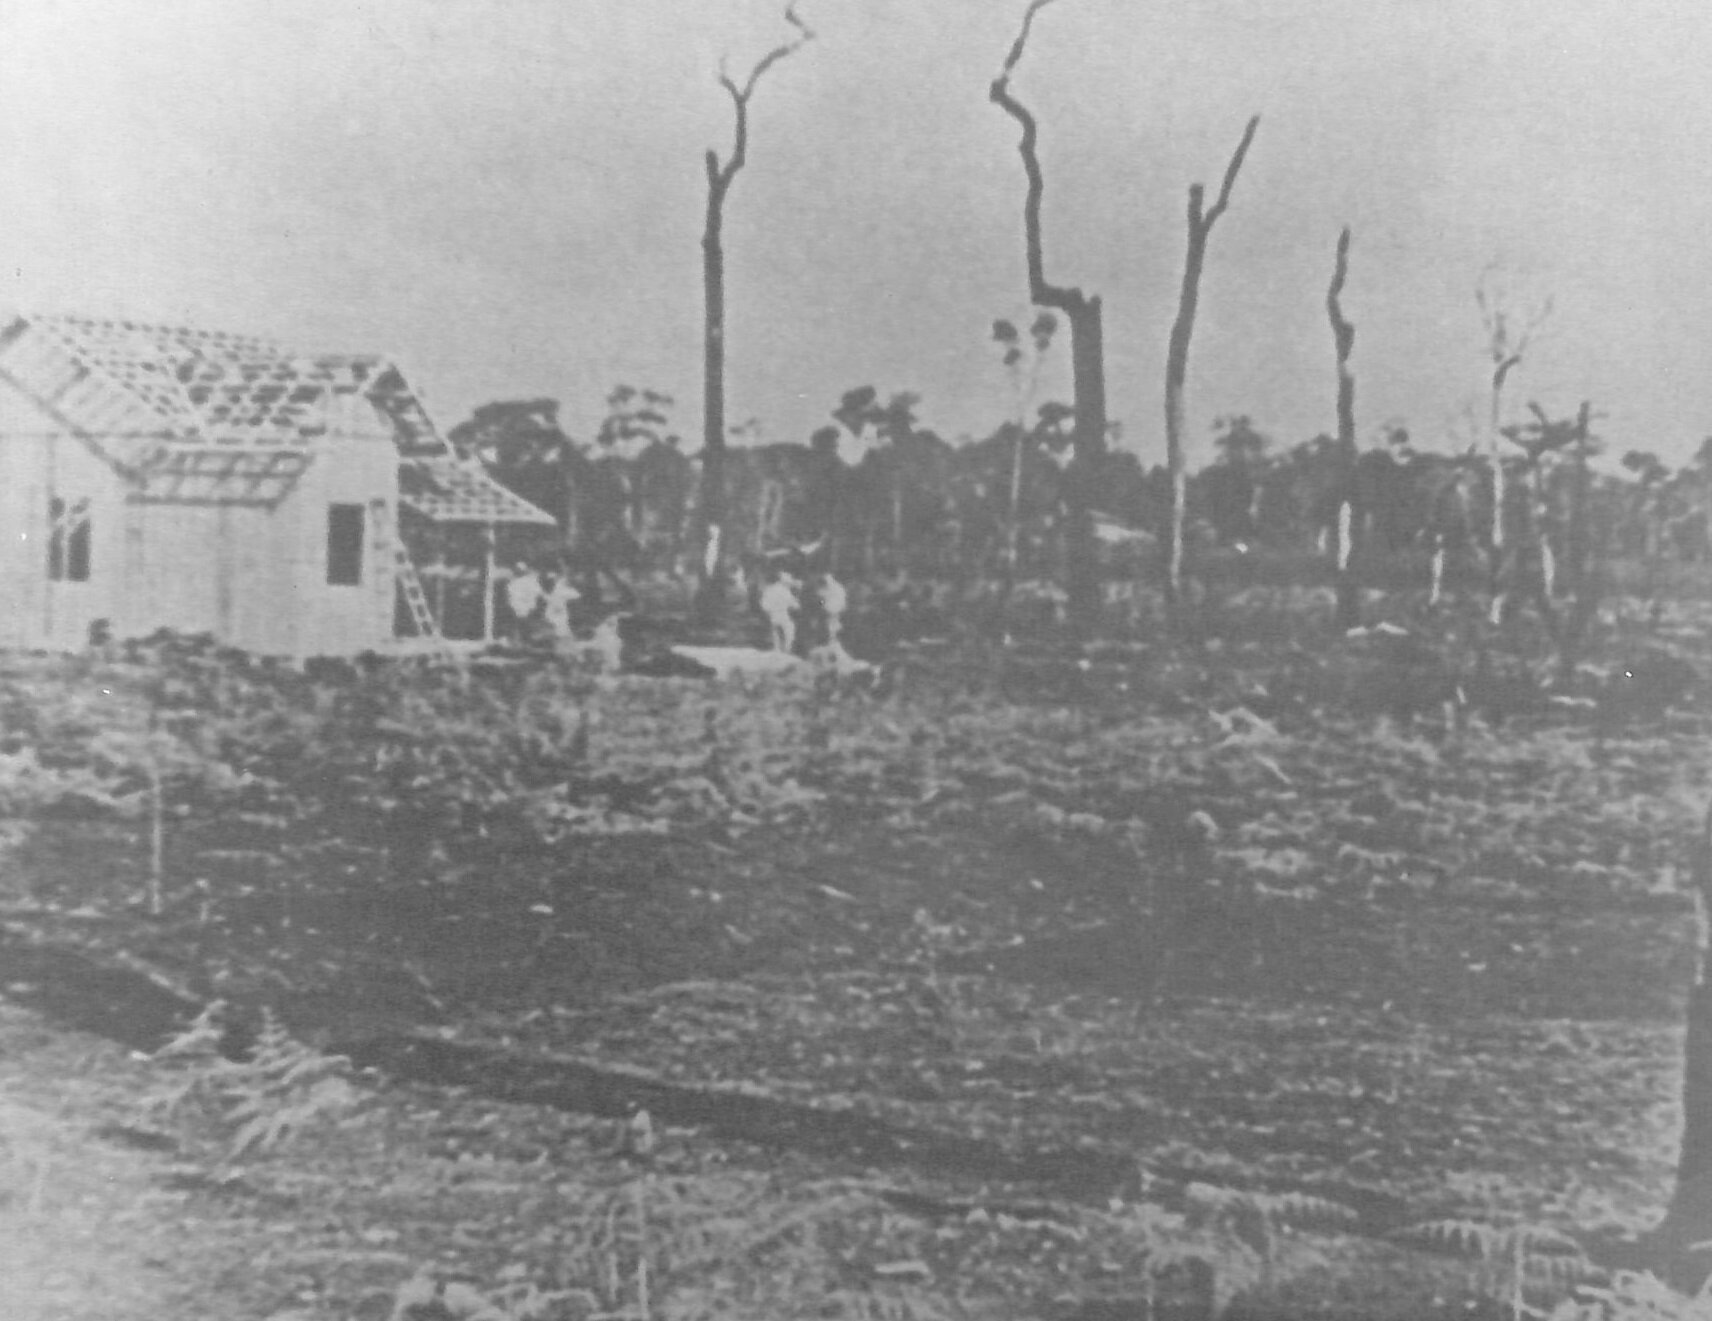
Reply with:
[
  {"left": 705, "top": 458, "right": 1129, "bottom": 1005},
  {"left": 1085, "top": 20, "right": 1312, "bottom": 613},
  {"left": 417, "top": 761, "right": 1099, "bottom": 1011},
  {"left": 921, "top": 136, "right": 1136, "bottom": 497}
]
[
  {"left": 1391, "top": 1217, "right": 1602, "bottom": 1320},
  {"left": 147, "top": 1001, "right": 363, "bottom": 1161},
  {"left": 1090, "top": 1181, "right": 1348, "bottom": 1318},
  {"left": 392, "top": 1172, "right": 1346, "bottom": 1321},
  {"left": 394, "top": 1175, "right": 953, "bottom": 1321}
]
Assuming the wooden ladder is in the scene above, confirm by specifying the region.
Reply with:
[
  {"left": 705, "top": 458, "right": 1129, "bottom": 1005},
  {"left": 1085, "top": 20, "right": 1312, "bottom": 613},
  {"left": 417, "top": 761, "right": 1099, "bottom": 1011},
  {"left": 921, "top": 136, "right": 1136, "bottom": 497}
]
[{"left": 393, "top": 545, "right": 443, "bottom": 644}]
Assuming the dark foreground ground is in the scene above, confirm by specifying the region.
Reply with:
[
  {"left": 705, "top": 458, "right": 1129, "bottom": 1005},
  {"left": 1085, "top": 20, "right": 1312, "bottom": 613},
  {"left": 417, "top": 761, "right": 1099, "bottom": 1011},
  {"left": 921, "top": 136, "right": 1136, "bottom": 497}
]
[{"left": 1, "top": 596, "right": 1709, "bottom": 1319}]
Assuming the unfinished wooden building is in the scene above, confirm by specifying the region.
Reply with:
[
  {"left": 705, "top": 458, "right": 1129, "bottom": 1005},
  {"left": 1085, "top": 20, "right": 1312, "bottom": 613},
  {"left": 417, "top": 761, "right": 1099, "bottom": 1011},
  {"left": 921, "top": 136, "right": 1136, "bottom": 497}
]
[{"left": 0, "top": 312, "right": 555, "bottom": 655}]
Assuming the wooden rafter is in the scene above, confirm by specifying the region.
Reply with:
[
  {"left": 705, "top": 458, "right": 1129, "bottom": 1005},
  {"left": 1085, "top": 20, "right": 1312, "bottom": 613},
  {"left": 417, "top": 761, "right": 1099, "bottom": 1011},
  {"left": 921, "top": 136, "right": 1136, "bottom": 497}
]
[{"left": 0, "top": 359, "right": 154, "bottom": 481}]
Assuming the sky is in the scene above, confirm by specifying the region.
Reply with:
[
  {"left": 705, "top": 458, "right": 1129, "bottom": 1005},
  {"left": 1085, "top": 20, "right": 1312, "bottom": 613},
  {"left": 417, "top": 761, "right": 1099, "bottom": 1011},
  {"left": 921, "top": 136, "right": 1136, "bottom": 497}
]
[{"left": 3, "top": 0, "right": 1711, "bottom": 469}]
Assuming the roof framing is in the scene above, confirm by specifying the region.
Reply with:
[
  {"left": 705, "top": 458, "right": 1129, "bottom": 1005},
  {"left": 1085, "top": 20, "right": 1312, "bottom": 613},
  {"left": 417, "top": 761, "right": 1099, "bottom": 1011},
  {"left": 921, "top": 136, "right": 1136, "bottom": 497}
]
[
  {"left": 401, "top": 457, "right": 557, "bottom": 526},
  {"left": 128, "top": 445, "right": 314, "bottom": 508},
  {"left": 1, "top": 312, "right": 555, "bottom": 526}
]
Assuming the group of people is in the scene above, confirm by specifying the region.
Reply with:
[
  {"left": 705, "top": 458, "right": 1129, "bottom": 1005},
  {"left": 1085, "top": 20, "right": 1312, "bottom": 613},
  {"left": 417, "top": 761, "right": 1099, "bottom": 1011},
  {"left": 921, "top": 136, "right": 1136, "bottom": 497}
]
[
  {"left": 501, "top": 552, "right": 852, "bottom": 666},
  {"left": 757, "top": 568, "right": 847, "bottom": 657},
  {"left": 500, "top": 561, "right": 588, "bottom": 642}
]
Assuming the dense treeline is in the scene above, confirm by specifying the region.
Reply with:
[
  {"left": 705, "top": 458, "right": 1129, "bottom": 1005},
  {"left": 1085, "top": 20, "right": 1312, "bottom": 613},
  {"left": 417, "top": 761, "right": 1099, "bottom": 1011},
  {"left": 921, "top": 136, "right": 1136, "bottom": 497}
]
[{"left": 450, "top": 390, "right": 1712, "bottom": 605}]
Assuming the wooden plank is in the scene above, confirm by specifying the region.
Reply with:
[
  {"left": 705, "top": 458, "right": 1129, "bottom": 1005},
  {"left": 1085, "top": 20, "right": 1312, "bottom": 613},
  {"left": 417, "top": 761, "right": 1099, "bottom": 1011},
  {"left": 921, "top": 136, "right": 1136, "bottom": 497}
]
[
  {"left": 0, "top": 361, "right": 143, "bottom": 480},
  {"left": 40, "top": 365, "right": 92, "bottom": 409}
]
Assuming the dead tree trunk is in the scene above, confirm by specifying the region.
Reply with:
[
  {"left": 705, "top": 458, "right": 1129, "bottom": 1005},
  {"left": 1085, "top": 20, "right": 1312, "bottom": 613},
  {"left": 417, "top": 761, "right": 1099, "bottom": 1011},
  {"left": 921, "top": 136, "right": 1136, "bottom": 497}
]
[
  {"left": 557, "top": 433, "right": 581, "bottom": 559},
  {"left": 1565, "top": 402, "right": 1593, "bottom": 593},
  {"left": 1554, "top": 401, "right": 1600, "bottom": 688},
  {"left": 990, "top": 0, "right": 1106, "bottom": 637},
  {"left": 1326, "top": 227, "right": 1361, "bottom": 631},
  {"left": 1485, "top": 359, "right": 1517, "bottom": 624},
  {"left": 1525, "top": 449, "right": 1557, "bottom": 624},
  {"left": 1163, "top": 115, "right": 1260, "bottom": 623},
  {"left": 1509, "top": 400, "right": 1584, "bottom": 640},
  {"left": 697, "top": 5, "right": 813, "bottom": 627},
  {"left": 1002, "top": 424, "right": 1027, "bottom": 617},
  {"left": 1426, "top": 463, "right": 1474, "bottom": 611},
  {"left": 1476, "top": 274, "right": 1549, "bottom": 627},
  {"left": 700, "top": 180, "right": 729, "bottom": 623}
]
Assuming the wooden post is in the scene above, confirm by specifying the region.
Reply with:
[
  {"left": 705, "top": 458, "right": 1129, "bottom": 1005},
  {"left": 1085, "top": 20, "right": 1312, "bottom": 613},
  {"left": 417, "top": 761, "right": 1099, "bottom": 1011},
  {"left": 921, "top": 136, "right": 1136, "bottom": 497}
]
[
  {"left": 43, "top": 437, "right": 57, "bottom": 641},
  {"left": 481, "top": 525, "right": 497, "bottom": 643}
]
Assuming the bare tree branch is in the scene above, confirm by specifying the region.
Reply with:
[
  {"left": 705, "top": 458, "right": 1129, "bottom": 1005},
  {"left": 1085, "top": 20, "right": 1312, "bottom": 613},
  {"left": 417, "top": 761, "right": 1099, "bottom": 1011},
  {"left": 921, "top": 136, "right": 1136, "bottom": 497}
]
[
  {"left": 1475, "top": 262, "right": 1551, "bottom": 587},
  {"left": 1201, "top": 115, "right": 1260, "bottom": 231},
  {"left": 708, "top": 3, "right": 815, "bottom": 201},
  {"left": 998, "top": 0, "right": 1064, "bottom": 79},
  {"left": 742, "top": 2, "right": 812, "bottom": 97},
  {"left": 1170, "top": 115, "right": 1262, "bottom": 390},
  {"left": 1327, "top": 226, "right": 1354, "bottom": 368},
  {"left": 989, "top": 0, "right": 1085, "bottom": 314},
  {"left": 1164, "top": 113, "right": 1260, "bottom": 614},
  {"left": 1512, "top": 293, "right": 1551, "bottom": 355},
  {"left": 1477, "top": 265, "right": 1552, "bottom": 389}
]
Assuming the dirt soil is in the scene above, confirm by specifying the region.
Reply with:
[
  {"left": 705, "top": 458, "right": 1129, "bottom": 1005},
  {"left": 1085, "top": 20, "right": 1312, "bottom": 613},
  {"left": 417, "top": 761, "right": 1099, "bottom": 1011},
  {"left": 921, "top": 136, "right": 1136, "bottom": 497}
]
[
  {"left": 1, "top": 975, "right": 1610, "bottom": 1321},
  {"left": 0, "top": 812, "right": 1693, "bottom": 1321},
  {"left": 0, "top": 1001, "right": 280, "bottom": 1320},
  {"left": 3, "top": 616, "right": 1710, "bottom": 1318}
]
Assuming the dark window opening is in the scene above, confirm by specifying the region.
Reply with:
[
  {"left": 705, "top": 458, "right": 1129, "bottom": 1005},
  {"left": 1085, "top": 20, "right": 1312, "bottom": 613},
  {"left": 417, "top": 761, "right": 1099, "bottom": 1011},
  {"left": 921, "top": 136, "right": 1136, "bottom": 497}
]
[
  {"left": 48, "top": 497, "right": 91, "bottom": 583},
  {"left": 327, "top": 503, "right": 365, "bottom": 586}
]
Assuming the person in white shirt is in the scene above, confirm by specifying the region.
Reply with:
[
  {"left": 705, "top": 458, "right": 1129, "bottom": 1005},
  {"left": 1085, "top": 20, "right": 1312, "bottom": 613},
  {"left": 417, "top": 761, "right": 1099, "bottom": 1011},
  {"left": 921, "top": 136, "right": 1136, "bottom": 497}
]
[
  {"left": 504, "top": 563, "right": 544, "bottom": 638},
  {"left": 759, "top": 572, "right": 800, "bottom": 655},
  {"left": 539, "top": 571, "right": 581, "bottom": 640},
  {"left": 816, "top": 571, "right": 848, "bottom": 647},
  {"left": 590, "top": 612, "right": 625, "bottom": 672}
]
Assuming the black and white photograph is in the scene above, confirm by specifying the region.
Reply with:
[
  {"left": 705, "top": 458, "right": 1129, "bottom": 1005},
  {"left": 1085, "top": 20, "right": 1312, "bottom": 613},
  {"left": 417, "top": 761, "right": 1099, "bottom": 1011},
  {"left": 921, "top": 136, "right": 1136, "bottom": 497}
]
[{"left": 2, "top": 0, "right": 1712, "bottom": 1316}]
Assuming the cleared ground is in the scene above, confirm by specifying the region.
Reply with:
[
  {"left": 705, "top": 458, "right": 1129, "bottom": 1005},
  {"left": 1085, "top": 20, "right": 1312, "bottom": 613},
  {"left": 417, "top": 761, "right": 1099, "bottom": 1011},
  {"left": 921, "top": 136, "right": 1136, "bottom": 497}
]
[{"left": 0, "top": 592, "right": 1708, "bottom": 1318}]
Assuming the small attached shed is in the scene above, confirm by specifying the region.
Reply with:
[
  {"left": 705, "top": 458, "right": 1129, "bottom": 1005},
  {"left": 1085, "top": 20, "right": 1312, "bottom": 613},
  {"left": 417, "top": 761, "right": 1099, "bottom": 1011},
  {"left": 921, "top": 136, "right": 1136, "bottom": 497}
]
[{"left": 0, "top": 312, "right": 555, "bottom": 655}]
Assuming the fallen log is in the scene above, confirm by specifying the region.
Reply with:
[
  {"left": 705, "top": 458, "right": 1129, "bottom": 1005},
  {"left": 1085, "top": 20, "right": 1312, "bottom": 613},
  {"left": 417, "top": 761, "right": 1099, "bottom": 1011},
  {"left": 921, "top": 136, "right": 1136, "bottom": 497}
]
[
  {"left": 341, "top": 1031, "right": 1410, "bottom": 1232},
  {"left": 0, "top": 931, "right": 1410, "bottom": 1237}
]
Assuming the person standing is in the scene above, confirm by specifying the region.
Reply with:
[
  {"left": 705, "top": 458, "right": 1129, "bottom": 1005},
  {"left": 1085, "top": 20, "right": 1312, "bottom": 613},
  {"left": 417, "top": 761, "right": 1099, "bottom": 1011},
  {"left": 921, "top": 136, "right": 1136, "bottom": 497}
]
[
  {"left": 540, "top": 570, "right": 581, "bottom": 641},
  {"left": 589, "top": 611, "right": 626, "bottom": 673},
  {"left": 760, "top": 572, "right": 800, "bottom": 654},
  {"left": 817, "top": 571, "right": 848, "bottom": 648},
  {"left": 503, "top": 562, "right": 544, "bottom": 639}
]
